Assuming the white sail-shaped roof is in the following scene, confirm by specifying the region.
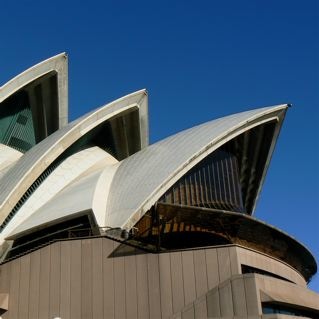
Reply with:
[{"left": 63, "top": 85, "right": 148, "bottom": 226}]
[
  {"left": 105, "top": 104, "right": 287, "bottom": 230},
  {"left": 7, "top": 104, "right": 287, "bottom": 240},
  {"left": 0, "top": 52, "right": 68, "bottom": 128},
  {"left": 0, "top": 89, "right": 148, "bottom": 225}
]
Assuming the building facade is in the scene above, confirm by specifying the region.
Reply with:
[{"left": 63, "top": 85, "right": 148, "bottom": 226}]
[{"left": 0, "top": 54, "right": 318, "bottom": 318}]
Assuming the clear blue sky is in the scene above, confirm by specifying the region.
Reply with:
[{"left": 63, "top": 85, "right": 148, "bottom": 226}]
[{"left": 1, "top": 0, "right": 318, "bottom": 291}]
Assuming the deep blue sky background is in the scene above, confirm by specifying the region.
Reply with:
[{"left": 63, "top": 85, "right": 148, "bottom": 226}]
[{"left": 1, "top": 0, "right": 318, "bottom": 291}]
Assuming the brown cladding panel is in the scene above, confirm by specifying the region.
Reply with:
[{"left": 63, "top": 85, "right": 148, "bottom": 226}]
[
  {"left": 170, "top": 252, "right": 185, "bottom": 314},
  {"left": 17, "top": 254, "right": 30, "bottom": 319},
  {"left": 244, "top": 275, "right": 260, "bottom": 316},
  {"left": 49, "top": 242, "right": 61, "bottom": 319},
  {"left": 60, "top": 241, "right": 71, "bottom": 319},
  {"left": 193, "top": 250, "right": 208, "bottom": 297},
  {"left": 81, "top": 239, "right": 93, "bottom": 319},
  {"left": 38, "top": 245, "right": 50, "bottom": 319},
  {"left": 0, "top": 238, "right": 271, "bottom": 319},
  {"left": 124, "top": 254, "right": 138, "bottom": 319},
  {"left": 229, "top": 246, "right": 240, "bottom": 275},
  {"left": 182, "top": 305, "right": 195, "bottom": 319},
  {"left": 0, "top": 261, "right": 11, "bottom": 294},
  {"left": 8, "top": 259, "right": 20, "bottom": 319},
  {"left": 147, "top": 254, "right": 161, "bottom": 319},
  {"left": 0, "top": 262, "right": 11, "bottom": 319},
  {"left": 114, "top": 255, "right": 126, "bottom": 319},
  {"left": 194, "top": 295, "right": 207, "bottom": 319},
  {"left": 205, "top": 249, "right": 219, "bottom": 290},
  {"left": 103, "top": 239, "right": 115, "bottom": 319},
  {"left": 136, "top": 253, "right": 150, "bottom": 319},
  {"left": 70, "top": 240, "right": 81, "bottom": 319},
  {"left": 206, "top": 289, "right": 220, "bottom": 317},
  {"left": 181, "top": 251, "right": 196, "bottom": 305},
  {"left": 217, "top": 247, "right": 231, "bottom": 282},
  {"left": 219, "top": 281, "right": 234, "bottom": 317},
  {"left": 0, "top": 263, "right": 11, "bottom": 318},
  {"left": 28, "top": 250, "right": 40, "bottom": 319},
  {"left": 92, "top": 238, "right": 103, "bottom": 319},
  {"left": 231, "top": 277, "right": 247, "bottom": 317},
  {"left": 158, "top": 253, "right": 173, "bottom": 319}
]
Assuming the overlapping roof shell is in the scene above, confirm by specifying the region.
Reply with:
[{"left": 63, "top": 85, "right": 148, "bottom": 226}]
[{"left": 0, "top": 54, "right": 316, "bottom": 281}]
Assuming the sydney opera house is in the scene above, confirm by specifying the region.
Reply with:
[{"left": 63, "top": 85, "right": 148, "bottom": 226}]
[{"left": 0, "top": 53, "right": 318, "bottom": 318}]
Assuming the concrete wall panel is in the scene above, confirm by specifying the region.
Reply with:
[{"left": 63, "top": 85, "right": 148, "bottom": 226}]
[
  {"left": 125, "top": 255, "right": 138, "bottom": 319},
  {"left": 182, "top": 251, "right": 196, "bottom": 305},
  {"left": 0, "top": 262, "right": 11, "bottom": 295},
  {"left": 159, "top": 253, "right": 173, "bottom": 318},
  {"left": 28, "top": 250, "right": 40, "bottom": 319},
  {"left": 136, "top": 253, "right": 150, "bottom": 319},
  {"left": 206, "top": 288, "right": 220, "bottom": 318},
  {"left": 170, "top": 252, "right": 185, "bottom": 313},
  {"left": 81, "top": 240, "right": 93, "bottom": 319},
  {"left": 229, "top": 246, "right": 240, "bottom": 275},
  {"left": 236, "top": 246, "right": 306, "bottom": 286},
  {"left": 147, "top": 254, "right": 161, "bottom": 318},
  {"left": 17, "top": 255, "right": 30, "bottom": 318},
  {"left": 49, "top": 242, "right": 61, "bottom": 319},
  {"left": 114, "top": 255, "right": 126, "bottom": 318},
  {"left": 205, "top": 249, "right": 219, "bottom": 290},
  {"left": 231, "top": 277, "right": 247, "bottom": 317},
  {"left": 243, "top": 275, "right": 260, "bottom": 316},
  {"left": 194, "top": 295, "right": 207, "bottom": 319},
  {"left": 38, "top": 245, "right": 50, "bottom": 319},
  {"left": 0, "top": 240, "right": 315, "bottom": 319},
  {"left": 193, "top": 250, "right": 208, "bottom": 297},
  {"left": 103, "top": 238, "right": 115, "bottom": 319},
  {"left": 219, "top": 281, "right": 233, "bottom": 317},
  {"left": 60, "top": 241, "right": 71, "bottom": 319},
  {"left": 70, "top": 240, "right": 81, "bottom": 319},
  {"left": 92, "top": 238, "right": 103, "bottom": 319},
  {"left": 217, "top": 247, "right": 231, "bottom": 282},
  {"left": 181, "top": 304, "right": 194, "bottom": 319}
]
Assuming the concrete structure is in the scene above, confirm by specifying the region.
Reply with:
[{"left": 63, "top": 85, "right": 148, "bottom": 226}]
[{"left": 0, "top": 54, "right": 318, "bottom": 318}]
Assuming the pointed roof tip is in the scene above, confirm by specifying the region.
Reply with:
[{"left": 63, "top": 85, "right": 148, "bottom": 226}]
[
  {"left": 0, "top": 52, "right": 69, "bottom": 102},
  {"left": 55, "top": 52, "right": 68, "bottom": 59},
  {"left": 44, "top": 52, "right": 68, "bottom": 63},
  {"left": 135, "top": 88, "right": 148, "bottom": 96}
]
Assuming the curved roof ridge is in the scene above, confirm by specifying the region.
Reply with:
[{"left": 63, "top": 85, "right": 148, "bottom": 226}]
[
  {"left": 155, "top": 104, "right": 287, "bottom": 144},
  {"left": 0, "top": 53, "right": 68, "bottom": 129},
  {"left": 0, "top": 53, "right": 66, "bottom": 101}
]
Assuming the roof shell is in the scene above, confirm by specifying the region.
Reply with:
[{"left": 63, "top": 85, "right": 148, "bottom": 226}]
[
  {"left": 106, "top": 104, "right": 287, "bottom": 230},
  {"left": 0, "top": 89, "right": 148, "bottom": 225},
  {"left": 0, "top": 52, "right": 68, "bottom": 129},
  {"left": 1, "top": 146, "right": 117, "bottom": 243}
]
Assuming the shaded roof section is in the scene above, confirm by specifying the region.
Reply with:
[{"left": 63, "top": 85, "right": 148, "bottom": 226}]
[
  {"left": 0, "top": 89, "right": 148, "bottom": 225},
  {"left": 6, "top": 155, "right": 119, "bottom": 239},
  {"left": 0, "top": 53, "right": 68, "bottom": 131},
  {"left": 6, "top": 170, "right": 103, "bottom": 238},
  {"left": 0, "top": 146, "right": 118, "bottom": 243},
  {"left": 153, "top": 203, "right": 317, "bottom": 282},
  {"left": 106, "top": 104, "right": 287, "bottom": 230}
]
